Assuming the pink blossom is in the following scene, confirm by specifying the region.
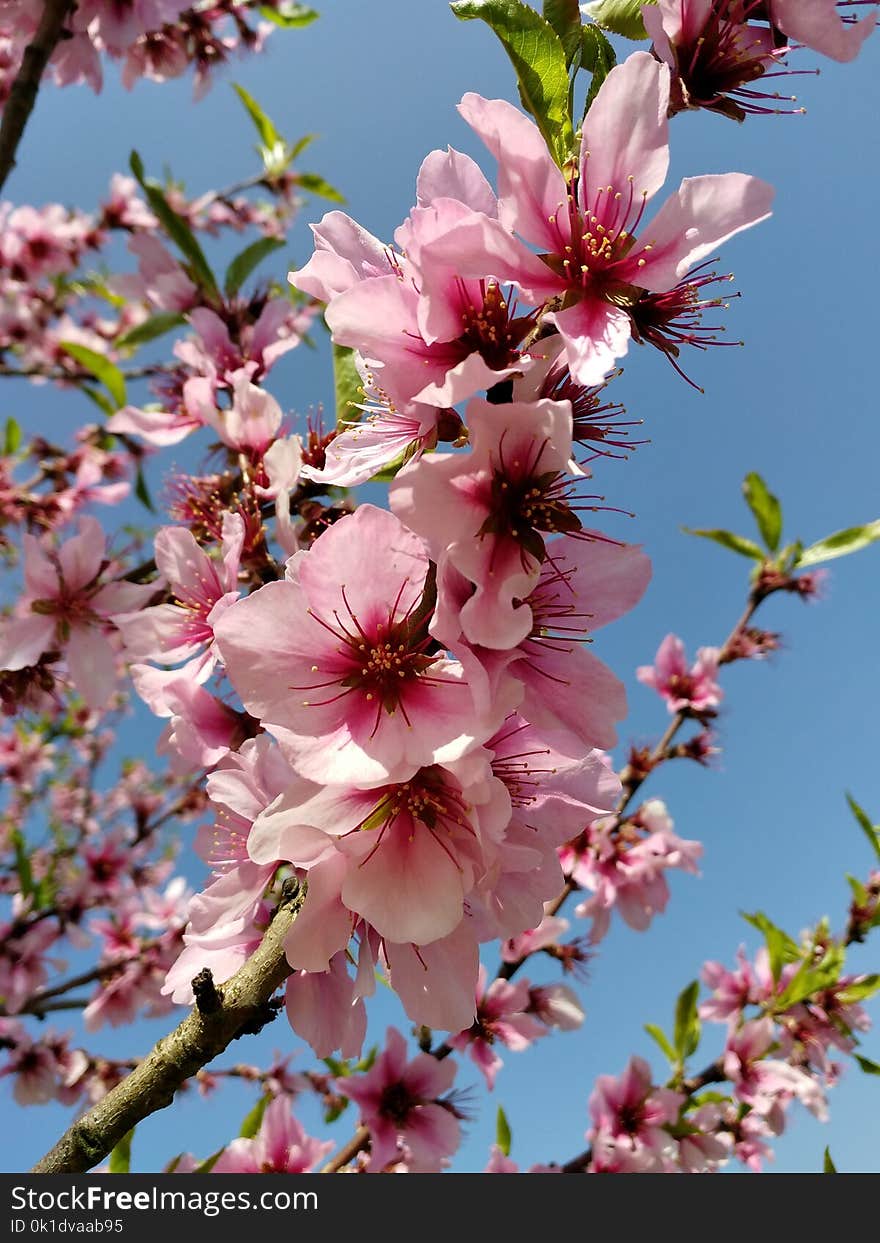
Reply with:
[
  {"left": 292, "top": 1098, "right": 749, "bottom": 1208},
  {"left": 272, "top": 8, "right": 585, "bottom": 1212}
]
[
  {"left": 569, "top": 799, "right": 702, "bottom": 942},
  {"left": 391, "top": 397, "right": 579, "bottom": 650},
  {"left": 291, "top": 210, "right": 397, "bottom": 304},
  {"left": 700, "top": 946, "right": 781, "bottom": 1025},
  {"left": 248, "top": 754, "right": 509, "bottom": 946},
  {"left": 770, "top": 0, "right": 877, "bottom": 61},
  {"left": 723, "top": 1017, "right": 828, "bottom": 1121},
  {"left": 114, "top": 511, "right": 243, "bottom": 681},
  {"left": 588, "top": 1056, "right": 683, "bottom": 1172},
  {"left": 131, "top": 665, "right": 247, "bottom": 772},
  {"left": 0, "top": 516, "right": 154, "bottom": 708},
  {"left": 417, "top": 53, "right": 773, "bottom": 384},
  {"left": 337, "top": 1027, "right": 461, "bottom": 1172},
  {"left": 285, "top": 951, "right": 368, "bottom": 1060},
  {"left": 212, "top": 1096, "right": 333, "bottom": 1173},
  {"left": 643, "top": 0, "right": 790, "bottom": 120},
  {"left": 449, "top": 967, "right": 547, "bottom": 1088},
  {"left": 215, "top": 505, "right": 492, "bottom": 785},
  {"left": 637, "top": 633, "right": 723, "bottom": 713},
  {"left": 438, "top": 534, "right": 651, "bottom": 752}
]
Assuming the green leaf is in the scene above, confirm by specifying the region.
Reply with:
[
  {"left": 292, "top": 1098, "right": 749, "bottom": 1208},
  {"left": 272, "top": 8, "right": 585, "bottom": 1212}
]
[
  {"left": 742, "top": 472, "right": 782, "bottom": 552},
  {"left": 451, "top": 0, "right": 575, "bottom": 170},
  {"left": 682, "top": 528, "right": 765, "bottom": 560},
  {"left": 233, "top": 83, "right": 284, "bottom": 155},
  {"left": 134, "top": 466, "right": 155, "bottom": 514},
  {"left": 258, "top": 2, "right": 319, "bottom": 27},
  {"left": 846, "top": 874, "right": 869, "bottom": 905},
  {"left": 192, "top": 1148, "right": 225, "bottom": 1174},
  {"left": 846, "top": 794, "right": 880, "bottom": 863},
  {"left": 116, "top": 312, "right": 186, "bottom": 351},
  {"left": 81, "top": 385, "right": 116, "bottom": 418},
  {"left": 823, "top": 1146, "right": 837, "bottom": 1174},
  {"left": 644, "top": 1023, "right": 676, "bottom": 1064},
  {"left": 224, "top": 237, "right": 285, "bottom": 298},
  {"left": 4, "top": 417, "right": 21, "bottom": 455},
  {"left": 798, "top": 521, "right": 880, "bottom": 568},
  {"left": 10, "top": 830, "right": 34, "bottom": 900},
  {"left": 108, "top": 1128, "right": 134, "bottom": 1174},
  {"left": 582, "top": 0, "right": 652, "bottom": 40},
  {"left": 673, "top": 980, "right": 701, "bottom": 1061},
  {"left": 741, "top": 911, "right": 802, "bottom": 975},
  {"left": 496, "top": 1106, "right": 512, "bottom": 1157},
  {"left": 580, "top": 24, "right": 616, "bottom": 114},
  {"left": 543, "top": 0, "right": 582, "bottom": 64},
  {"left": 289, "top": 133, "right": 317, "bottom": 160},
  {"left": 332, "top": 343, "right": 363, "bottom": 428},
  {"left": 838, "top": 975, "right": 880, "bottom": 1004},
  {"left": 130, "top": 151, "right": 219, "bottom": 299},
  {"left": 295, "top": 172, "right": 346, "bottom": 203},
  {"left": 239, "top": 1094, "right": 269, "bottom": 1139},
  {"left": 775, "top": 943, "right": 846, "bottom": 1013},
  {"left": 59, "top": 343, "right": 126, "bottom": 411},
  {"left": 855, "top": 1054, "right": 880, "bottom": 1076}
]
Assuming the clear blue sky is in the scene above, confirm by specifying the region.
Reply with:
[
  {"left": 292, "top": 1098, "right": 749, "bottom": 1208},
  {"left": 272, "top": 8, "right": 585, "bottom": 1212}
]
[{"left": 3, "top": 0, "right": 879, "bottom": 1174}]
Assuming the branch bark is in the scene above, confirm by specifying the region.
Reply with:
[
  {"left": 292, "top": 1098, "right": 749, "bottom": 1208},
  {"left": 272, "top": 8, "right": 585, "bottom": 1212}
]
[
  {"left": 0, "top": 0, "right": 74, "bottom": 193},
  {"left": 31, "top": 890, "right": 302, "bottom": 1174}
]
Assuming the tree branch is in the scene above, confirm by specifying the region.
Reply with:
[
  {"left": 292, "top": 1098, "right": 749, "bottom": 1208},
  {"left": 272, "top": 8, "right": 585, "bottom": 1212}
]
[
  {"left": 0, "top": 0, "right": 74, "bottom": 193},
  {"left": 31, "top": 890, "right": 302, "bottom": 1174}
]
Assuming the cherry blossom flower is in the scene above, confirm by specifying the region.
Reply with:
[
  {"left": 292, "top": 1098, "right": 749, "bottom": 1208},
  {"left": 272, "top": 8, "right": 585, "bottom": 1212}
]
[
  {"left": 448, "top": 968, "right": 547, "bottom": 1088},
  {"left": 770, "top": 0, "right": 878, "bottom": 61},
  {"left": 587, "top": 1056, "right": 683, "bottom": 1172},
  {"left": 336, "top": 1027, "right": 462, "bottom": 1172},
  {"left": 114, "top": 511, "right": 244, "bottom": 683},
  {"left": 391, "top": 397, "right": 580, "bottom": 650},
  {"left": 416, "top": 53, "right": 773, "bottom": 384},
  {"left": 214, "top": 505, "right": 492, "bottom": 785},
  {"left": 212, "top": 1096, "right": 333, "bottom": 1173},
  {"left": 0, "top": 516, "right": 154, "bottom": 709},
  {"left": 637, "top": 633, "right": 723, "bottom": 713}
]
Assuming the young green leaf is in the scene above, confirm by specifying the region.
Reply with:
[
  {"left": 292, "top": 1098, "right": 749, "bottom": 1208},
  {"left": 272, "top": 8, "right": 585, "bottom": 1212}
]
[
  {"left": 193, "top": 1148, "right": 225, "bottom": 1174},
  {"left": 332, "top": 343, "right": 363, "bottom": 428},
  {"left": 238, "top": 1094, "right": 270, "bottom": 1139},
  {"left": 451, "top": 0, "right": 575, "bottom": 170},
  {"left": 134, "top": 466, "right": 155, "bottom": 514},
  {"left": 496, "top": 1105, "right": 512, "bottom": 1157},
  {"left": 108, "top": 1128, "right": 135, "bottom": 1174},
  {"left": 742, "top": 472, "right": 782, "bottom": 552},
  {"left": 837, "top": 975, "right": 880, "bottom": 1004},
  {"left": 233, "top": 83, "right": 284, "bottom": 155},
  {"left": 258, "top": 2, "right": 319, "bottom": 27},
  {"left": 580, "top": 23, "right": 617, "bottom": 114},
  {"left": 797, "top": 520, "right": 880, "bottom": 568},
  {"left": 644, "top": 1023, "right": 676, "bottom": 1064},
  {"left": 582, "top": 0, "right": 652, "bottom": 40},
  {"left": 681, "top": 528, "right": 765, "bottom": 560},
  {"left": 4, "top": 417, "right": 21, "bottom": 455},
  {"left": 295, "top": 172, "right": 345, "bottom": 203},
  {"left": 846, "top": 794, "right": 880, "bottom": 863},
  {"left": 855, "top": 1054, "right": 880, "bottom": 1076},
  {"left": 224, "top": 237, "right": 285, "bottom": 298},
  {"left": 543, "top": 0, "right": 583, "bottom": 64},
  {"left": 59, "top": 342, "right": 127, "bottom": 410},
  {"left": 823, "top": 1146, "right": 837, "bottom": 1173},
  {"left": 673, "top": 980, "right": 701, "bottom": 1061},
  {"left": 129, "top": 151, "right": 219, "bottom": 299},
  {"left": 115, "top": 312, "right": 186, "bottom": 351}
]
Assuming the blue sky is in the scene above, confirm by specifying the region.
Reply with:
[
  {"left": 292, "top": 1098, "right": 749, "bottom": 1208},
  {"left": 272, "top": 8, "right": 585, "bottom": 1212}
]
[{"left": 3, "top": 0, "right": 879, "bottom": 1174}]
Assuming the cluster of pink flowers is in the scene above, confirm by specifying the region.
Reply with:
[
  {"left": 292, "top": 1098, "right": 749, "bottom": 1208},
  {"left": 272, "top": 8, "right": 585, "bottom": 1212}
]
[{"left": 0, "top": 0, "right": 309, "bottom": 104}]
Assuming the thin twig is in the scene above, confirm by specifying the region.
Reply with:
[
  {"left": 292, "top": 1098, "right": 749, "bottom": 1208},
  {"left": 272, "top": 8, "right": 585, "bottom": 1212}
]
[{"left": 0, "top": 0, "right": 75, "bottom": 193}]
